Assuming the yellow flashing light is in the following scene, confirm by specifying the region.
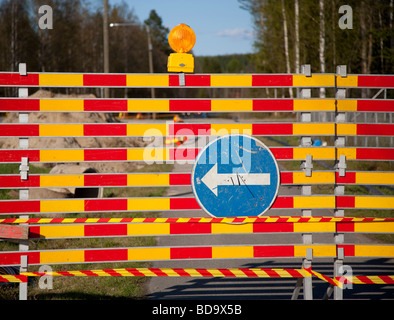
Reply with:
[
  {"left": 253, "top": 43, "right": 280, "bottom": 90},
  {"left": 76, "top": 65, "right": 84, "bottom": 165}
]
[
  {"left": 167, "top": 23, "right": 195, "bottom": 73},
  {"left": 168, "top": 23, "right": 196, "bottom": 53}
]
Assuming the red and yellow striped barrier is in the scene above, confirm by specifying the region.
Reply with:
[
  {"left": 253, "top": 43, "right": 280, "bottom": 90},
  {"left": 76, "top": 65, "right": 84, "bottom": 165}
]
[
  {"left": 2, "top": 98, "right": 392, "bottom": 113},
  {"left": 1, "top": 171, "right": 392, "bottom": 189},
  {"left": 24, "top": 219, "right": 394, "bottom": 239},
  {"left": 0, "top": 73, "right": 332, "bottom": 88},
  {"left": 336, "top": 75, "right": 394, "bottom": 88},
  {"left": 1, "top": 244, "right": 393, "bottom": 267},
  {"left": 1, "top": 123, "right": 393, "bottom": 137},
  {"left": 336, "top": 99, "right": 394, "bottom": 112},
  {"left": 1, "top": 72, "right": 393, "bottom": 88},
  {"left": 0, "top": 196, "right": 393, "bottom": 214},
  {"left": 1, "top": 147, "right": 393, "bottom": 163}
]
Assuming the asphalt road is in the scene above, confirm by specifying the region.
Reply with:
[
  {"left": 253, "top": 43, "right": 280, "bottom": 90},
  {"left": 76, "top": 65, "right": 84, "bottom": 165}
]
[{"left": 144, "top": 134, "right": 394, "bottom": 300}]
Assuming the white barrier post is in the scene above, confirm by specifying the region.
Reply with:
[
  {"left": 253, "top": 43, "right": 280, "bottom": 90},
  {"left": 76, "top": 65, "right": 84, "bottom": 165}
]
[
  {"left": 334, "top": 65, "right": 348, "bottom": 300},
  {"left": 300, "top": 64, "right": 313, "bottom": 300},
  {"left": 18, "top": 63, "right": 29, "bottom": 300}
]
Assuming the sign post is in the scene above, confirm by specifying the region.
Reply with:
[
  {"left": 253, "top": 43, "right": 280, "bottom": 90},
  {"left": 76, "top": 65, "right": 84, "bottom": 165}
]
[{"left": 192, "top": 134, "right": 280, "bottom": 217}]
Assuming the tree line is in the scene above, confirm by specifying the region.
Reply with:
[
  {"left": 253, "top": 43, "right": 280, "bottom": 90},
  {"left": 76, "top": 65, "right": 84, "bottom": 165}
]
[
  {"left": 0, "top": 0, "right": 170, "bottom": 75},
  {"left": 239, "top": 0, "right": 393, "bottom": 75}
]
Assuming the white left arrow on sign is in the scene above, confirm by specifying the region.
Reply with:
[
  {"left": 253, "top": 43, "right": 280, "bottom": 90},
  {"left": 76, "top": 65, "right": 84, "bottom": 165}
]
[{"left": 201, "top": 163, "right": 270, "bottom": 196}]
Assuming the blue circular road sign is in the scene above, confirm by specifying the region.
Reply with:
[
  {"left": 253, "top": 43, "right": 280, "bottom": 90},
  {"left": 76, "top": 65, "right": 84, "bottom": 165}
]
[{"left": 191, "top": 134, "right": 280, "bottom": 217}]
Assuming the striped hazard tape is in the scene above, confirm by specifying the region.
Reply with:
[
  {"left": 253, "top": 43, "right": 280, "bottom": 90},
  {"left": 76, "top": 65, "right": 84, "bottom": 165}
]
[
  {"left": 337, "top": 275, "right": 394, "bottom": 285},
  {"left": 303, "top": 267, "right": 343, "bottom": 288},
  {"left": 0, "top": 274, "right": 27, "bottom": 283},
  {"left": 1, "top": 216, "right": 393, "bottom": 224},
  {"left": 21, "top": 268, "right": 307, "bottom": 279},
  {"left": 1, "top": 268, "right": 392, "bottom": 288}
]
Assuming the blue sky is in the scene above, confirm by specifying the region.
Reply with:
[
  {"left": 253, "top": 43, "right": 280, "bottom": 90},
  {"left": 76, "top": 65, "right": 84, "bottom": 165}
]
[{"left": 98, "top": 0, "right": 255, "bottom": 56}]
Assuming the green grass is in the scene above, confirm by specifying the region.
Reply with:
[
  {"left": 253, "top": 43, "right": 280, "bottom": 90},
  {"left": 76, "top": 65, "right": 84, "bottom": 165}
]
[{"left": 0, "top": 163, "right": 173, "bottom": 300}]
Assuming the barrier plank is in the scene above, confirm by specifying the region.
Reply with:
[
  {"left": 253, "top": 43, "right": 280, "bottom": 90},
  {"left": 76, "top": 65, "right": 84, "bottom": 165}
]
[
  {"left": 1, "top": 147, "right": 392, "bottom": 163},
  {"left": 1, "top": 72, "right": 394, "bottom": 88},
  {"left": 2, "top": 98, "right": 392, "bottom": 113},
  {"left": 2, "top": 122, "right": 394, "bottom": 137},
  {"left": 1, "top": 196, "right": 393, "bottom": 215},
  {"left": 1, "top": 171, "right": 393, "bottom": 189},
  {"left": 337, "top": 99, "right": 394, "bottom": 112},
  {"left": 0, "top": 122, "right": 333, "bottom": 137},
  {"left": 0, "top": 73, "right": 327, "bottom": 88},
  {"left": 27, "top": 220, "right": 394, "bottom": 239},
  {"left": 0, "top": 98, "right": 338, "bottom": 112},
  {"left": 336, "top": 75, "right": 394, "bottom": 88},
  {"left": 1, "top": 244, "right": 393, "bottom": 266}
]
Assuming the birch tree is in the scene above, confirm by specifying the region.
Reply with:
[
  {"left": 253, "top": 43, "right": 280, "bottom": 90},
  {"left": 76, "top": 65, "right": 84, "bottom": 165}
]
[
  {"left": 294, "top": 0, "right": 300, "bottom": 74},
  {"left": 319, "top": 0, "right": 325, "bottom": 98},
  {"left": 281, "top": 0, "right": 292, "bottom": 97}
]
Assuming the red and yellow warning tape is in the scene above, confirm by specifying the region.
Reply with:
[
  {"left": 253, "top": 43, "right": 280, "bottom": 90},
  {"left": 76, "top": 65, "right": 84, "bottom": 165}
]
[
  {"left": 2, "top": 267, "right": 393, "bottom": 288},
  {"left": 1, "top": 216, "right": 393, "bottom": 224}
]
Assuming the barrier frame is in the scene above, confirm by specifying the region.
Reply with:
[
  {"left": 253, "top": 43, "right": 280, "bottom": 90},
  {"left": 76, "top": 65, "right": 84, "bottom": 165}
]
[{"left": 0, "top": 63, "right": 393, "bottom": 300}]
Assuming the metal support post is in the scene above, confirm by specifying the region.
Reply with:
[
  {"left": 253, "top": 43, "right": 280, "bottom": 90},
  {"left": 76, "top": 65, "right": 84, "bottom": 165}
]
[
  {"left": 18, "top": 63, "right": 29, "bottom": 300},
  {"left": 334, "top": 247, "right": 344, "bottom": 300},
  {"left": 19, "top": 255, "right": 28, "bottom": 300},
  {"left": 334, "top": 66, "right": 346, "bottom": 242},
  {"left": 19, "top": 157, "right": 29, "bottom": 180},
  {"left": 303, "top": 248, "right": 313, "bottom": 300},
  {"left": 297, "top": 65, "right": 314, "bottom": 300},
  {"left": 323, "top": 247, "right": 345, "bottom": 300},
  {"left": 179, "top": 73, "right": 185, "bottom": 87},
  {"left": 300, "top": 65, "right": 312, "bottom": 243},
  {"left": 333, "top": 65, "right": 347, "bottom": 300},
  {"left": 301, "top": 154, "right": 313, "bottom": 177},
  {"left": 291, "top": 249, "right": 314, "bottom": 300}
]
